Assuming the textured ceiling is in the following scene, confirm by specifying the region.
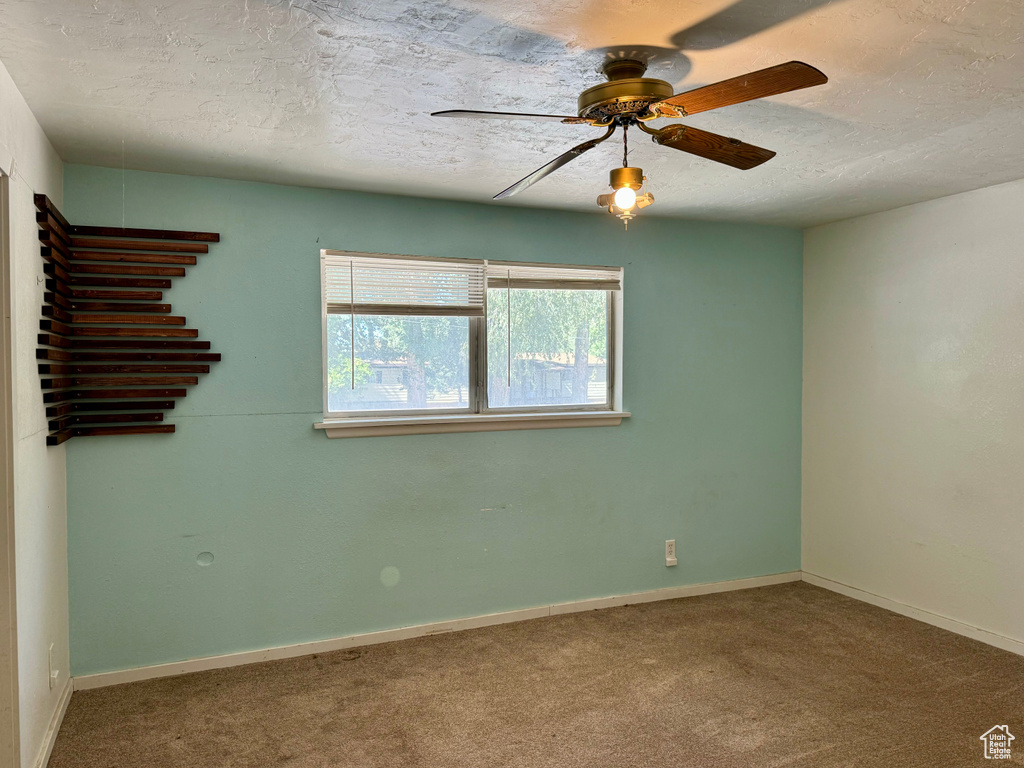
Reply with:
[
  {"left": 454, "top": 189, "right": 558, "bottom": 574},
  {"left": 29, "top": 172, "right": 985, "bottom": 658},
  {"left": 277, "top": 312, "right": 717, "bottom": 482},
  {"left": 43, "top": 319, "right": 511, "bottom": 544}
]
[{"left": 1, "top": 0, "right": 1023, "bottom": 226}]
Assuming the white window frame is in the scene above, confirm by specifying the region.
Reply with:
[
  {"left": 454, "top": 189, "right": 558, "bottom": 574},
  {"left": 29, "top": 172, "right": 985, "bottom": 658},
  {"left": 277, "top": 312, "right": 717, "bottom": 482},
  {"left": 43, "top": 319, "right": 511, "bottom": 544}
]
[{"left": 315, "top": 251, "right": 628, "bottom": 438}]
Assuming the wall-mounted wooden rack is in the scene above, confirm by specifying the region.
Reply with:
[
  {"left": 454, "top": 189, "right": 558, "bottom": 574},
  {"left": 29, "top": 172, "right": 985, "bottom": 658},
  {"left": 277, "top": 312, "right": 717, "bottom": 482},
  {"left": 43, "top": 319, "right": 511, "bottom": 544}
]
[{"left": 35, "top": 194, "right": 222, "bottom": 446}]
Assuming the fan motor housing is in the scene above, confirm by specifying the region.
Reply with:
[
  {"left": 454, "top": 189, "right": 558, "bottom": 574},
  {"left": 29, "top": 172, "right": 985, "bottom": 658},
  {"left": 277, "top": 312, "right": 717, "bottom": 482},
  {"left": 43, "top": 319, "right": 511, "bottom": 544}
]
[
  {"left": 578, "top": 77, "right": 674, "bottom": 121},
  {"left": 578, "top": 59, "right": 673, "bottom": 121}
]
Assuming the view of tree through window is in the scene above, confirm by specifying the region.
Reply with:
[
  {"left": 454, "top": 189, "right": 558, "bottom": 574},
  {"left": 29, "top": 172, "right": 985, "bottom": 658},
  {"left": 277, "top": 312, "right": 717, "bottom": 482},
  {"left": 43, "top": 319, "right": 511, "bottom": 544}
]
[
  {"left": 322, "top": 252, "right": 620, "bottom": 416},
  {"left": 487, "top": 288, "right": 608, "bottom": 408},
  {"left": 327, "top": 315, "right": 470, "bottom": 412}
]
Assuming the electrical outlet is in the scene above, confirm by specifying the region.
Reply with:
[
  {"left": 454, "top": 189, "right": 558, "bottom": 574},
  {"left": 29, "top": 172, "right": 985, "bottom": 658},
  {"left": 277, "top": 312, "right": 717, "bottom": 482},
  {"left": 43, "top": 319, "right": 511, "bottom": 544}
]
[
  {"left": 48, "top": 643, "right": 58, "bottom": 689},
  {"left": 665, "top": 539, "right": 677, "bottom": 567}
]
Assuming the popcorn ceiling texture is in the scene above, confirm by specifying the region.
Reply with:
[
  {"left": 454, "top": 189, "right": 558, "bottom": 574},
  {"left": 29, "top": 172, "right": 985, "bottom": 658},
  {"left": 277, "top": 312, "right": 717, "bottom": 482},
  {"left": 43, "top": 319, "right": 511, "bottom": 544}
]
[{"left": 1, "top": 0, "right": 1023, "bottom": 222}]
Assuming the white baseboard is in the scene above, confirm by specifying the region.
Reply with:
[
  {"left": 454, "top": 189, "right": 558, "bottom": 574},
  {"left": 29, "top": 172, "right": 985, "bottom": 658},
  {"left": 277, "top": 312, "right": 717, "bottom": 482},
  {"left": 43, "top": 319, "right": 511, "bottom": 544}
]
[
  {"left": 801, "top": 572, "right": 1024, "bottom": 657},
  {"left": 549, "top": 571, "right": 800, "bottom": 615},
  {"left": 73, "top": 571, "right": 801, "bottom": 691},
  {"left": 33, "top": 677, "right": 71, "bottom": 768}
]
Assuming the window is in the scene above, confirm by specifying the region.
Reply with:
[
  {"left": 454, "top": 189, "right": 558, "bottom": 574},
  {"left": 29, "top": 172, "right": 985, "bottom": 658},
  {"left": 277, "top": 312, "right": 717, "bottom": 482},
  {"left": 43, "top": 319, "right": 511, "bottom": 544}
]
[
  {"left": 485, "top": 263, "right": 617, "bottom": 410},
  {"left": 318, "top": 251, "right": 626, "bottom": 437}
]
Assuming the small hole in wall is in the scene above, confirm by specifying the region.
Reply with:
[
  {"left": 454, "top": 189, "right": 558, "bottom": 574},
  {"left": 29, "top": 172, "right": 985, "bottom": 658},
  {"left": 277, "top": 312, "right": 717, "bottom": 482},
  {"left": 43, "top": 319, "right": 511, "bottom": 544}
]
[{"left": 196, "top": 552, "right": 214, "bottom": 566}]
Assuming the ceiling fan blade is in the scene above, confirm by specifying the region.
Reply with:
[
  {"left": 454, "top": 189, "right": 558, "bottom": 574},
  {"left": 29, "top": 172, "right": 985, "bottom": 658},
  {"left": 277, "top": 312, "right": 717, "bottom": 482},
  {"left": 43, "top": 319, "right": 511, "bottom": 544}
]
[
  {"left": 642, "top": 124, "right": 775, "bottom": 170},
  {"left": 494, "top": 125, "right": 617, "bottom": 200},
  {"left": 432, "top": 109, "right": 592, "bottom": 125},
  {"left": 651, "top": 61, "right": 827, "bottom": 117}
]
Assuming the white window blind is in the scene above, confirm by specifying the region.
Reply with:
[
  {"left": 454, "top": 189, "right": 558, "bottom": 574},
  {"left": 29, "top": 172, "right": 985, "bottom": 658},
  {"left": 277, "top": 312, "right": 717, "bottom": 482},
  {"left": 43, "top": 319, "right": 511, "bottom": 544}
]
[
  {"left": 323, "top": 251, "right": 486, "bottom": 316},
  {"left": 485, "top": 261, "right": 622, "bottom": 291}
]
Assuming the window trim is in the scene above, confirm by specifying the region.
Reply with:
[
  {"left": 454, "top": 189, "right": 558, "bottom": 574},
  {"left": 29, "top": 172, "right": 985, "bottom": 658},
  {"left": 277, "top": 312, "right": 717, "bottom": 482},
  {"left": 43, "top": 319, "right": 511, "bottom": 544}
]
[
  {"left": 314, "top": 410, "right": 631, "bottom": 438},
  {"left": 317, "top": 251, "right": 625, "bottom": 436}
]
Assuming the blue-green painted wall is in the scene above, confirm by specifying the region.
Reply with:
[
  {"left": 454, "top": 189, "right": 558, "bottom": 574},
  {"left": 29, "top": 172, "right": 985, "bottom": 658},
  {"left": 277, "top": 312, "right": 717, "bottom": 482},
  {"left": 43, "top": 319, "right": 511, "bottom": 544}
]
[{"left": 63, "top": 165, "right": 803, "bottom": 676}]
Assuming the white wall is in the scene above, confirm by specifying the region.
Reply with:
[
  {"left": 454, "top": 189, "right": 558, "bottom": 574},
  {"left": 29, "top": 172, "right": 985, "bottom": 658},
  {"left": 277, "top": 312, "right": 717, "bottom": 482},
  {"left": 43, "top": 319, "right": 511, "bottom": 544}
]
[
  {"left": 803, "top": 178, "right": 1024, "bottom": 648},
  {"left": 0, "top": 59, "right": 69, "bottom": 768}
]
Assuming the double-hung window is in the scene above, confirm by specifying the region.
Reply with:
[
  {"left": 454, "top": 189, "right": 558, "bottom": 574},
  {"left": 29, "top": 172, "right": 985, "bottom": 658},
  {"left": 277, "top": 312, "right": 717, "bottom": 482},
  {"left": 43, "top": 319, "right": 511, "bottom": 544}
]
[{"left": 317, "top": 251, "right": 626, "bottom": 437}]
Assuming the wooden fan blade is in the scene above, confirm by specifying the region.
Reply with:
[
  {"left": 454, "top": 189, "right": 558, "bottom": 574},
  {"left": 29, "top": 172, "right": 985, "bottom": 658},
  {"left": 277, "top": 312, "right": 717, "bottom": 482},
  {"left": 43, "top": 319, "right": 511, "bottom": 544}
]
[
  {"left": 494, "top": 125, "right": 617, "bottom": 200},
  {"left": 432, "top": 110, "right": 592, "bottom": 125},
  {"left": 645, "top": 124, "right": 775, "bottom": 170},
  {"left": 651, "top": 61, "right": 827, "bottom": 117}
]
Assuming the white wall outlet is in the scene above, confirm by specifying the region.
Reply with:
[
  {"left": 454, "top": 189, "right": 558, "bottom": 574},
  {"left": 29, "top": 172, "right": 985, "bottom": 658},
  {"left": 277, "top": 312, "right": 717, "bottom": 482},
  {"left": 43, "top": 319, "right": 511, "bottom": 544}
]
[
  {"left": 665, "top": 539, "right": 677, "bottom": 567},
  {"left": 48, "top": 643, "right": 58, "bottom": 689}
]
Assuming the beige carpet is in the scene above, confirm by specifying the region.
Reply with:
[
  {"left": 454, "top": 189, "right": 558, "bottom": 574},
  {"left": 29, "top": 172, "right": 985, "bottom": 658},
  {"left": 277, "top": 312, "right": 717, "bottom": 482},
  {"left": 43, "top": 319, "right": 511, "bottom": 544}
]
[{"left": 50, "top": 583, "right": 1024, "bottom": 767}]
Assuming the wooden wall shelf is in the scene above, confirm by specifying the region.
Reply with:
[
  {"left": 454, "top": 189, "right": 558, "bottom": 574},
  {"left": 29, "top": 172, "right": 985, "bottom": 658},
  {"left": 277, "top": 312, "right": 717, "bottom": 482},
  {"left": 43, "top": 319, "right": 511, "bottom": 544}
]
[{"left": 34, "top": 195, "right": 222, "bottom": 446}]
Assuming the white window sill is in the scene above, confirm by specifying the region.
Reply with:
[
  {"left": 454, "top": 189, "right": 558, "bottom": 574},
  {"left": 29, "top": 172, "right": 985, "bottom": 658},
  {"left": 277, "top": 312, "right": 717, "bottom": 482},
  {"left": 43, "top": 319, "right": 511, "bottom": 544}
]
[{"left": 314, "top": 411, "right": 630, "bottom": 438}]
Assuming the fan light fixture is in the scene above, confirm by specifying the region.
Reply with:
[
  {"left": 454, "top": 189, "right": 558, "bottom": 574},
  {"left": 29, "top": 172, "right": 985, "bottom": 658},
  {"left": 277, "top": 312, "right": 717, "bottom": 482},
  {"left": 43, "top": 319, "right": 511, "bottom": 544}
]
[{"left": 596, "top": 126, "right": 654, "bottom": 228}]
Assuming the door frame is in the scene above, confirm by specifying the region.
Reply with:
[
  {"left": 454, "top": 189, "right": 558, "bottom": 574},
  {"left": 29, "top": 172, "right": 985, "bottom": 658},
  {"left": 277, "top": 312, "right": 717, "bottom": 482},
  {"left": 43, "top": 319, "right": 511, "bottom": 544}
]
[{"left": 0, "top": 168, "right": 21, "bottom": 767}]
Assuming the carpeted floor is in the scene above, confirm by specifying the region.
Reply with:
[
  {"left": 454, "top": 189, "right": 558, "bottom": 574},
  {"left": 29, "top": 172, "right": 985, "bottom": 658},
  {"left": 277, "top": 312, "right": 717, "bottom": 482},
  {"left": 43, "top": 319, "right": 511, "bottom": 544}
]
[{"left": 50, "top": 582, "right": 1023, "bottom": 767}]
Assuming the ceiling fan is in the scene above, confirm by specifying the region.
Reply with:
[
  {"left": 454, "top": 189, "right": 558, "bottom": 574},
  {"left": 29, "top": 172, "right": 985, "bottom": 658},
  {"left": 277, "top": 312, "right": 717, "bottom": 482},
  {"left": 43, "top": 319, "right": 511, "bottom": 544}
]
[{"left": 432, "top": 59, "right": 827, "bottom": 223}]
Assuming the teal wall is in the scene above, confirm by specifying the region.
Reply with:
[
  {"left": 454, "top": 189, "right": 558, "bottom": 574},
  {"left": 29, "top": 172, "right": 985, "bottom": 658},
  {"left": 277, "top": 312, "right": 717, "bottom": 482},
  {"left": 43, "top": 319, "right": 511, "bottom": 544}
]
[{"left": 63, "top": 165, "right": 803, "bottom": 676}]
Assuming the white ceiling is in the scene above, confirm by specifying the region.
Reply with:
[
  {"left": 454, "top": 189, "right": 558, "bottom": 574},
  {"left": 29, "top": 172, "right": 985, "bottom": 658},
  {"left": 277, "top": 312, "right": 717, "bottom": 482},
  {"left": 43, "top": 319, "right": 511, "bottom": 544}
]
[{"left": 1, "top": 0, "right": 1023, "bottom": 226}]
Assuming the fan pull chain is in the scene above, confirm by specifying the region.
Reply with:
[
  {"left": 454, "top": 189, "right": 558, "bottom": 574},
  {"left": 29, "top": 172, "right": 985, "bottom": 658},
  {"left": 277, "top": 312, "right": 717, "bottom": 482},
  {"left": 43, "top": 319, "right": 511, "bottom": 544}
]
[{"left": 622, "top": 124, "right": 629, "bottom": 167}]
